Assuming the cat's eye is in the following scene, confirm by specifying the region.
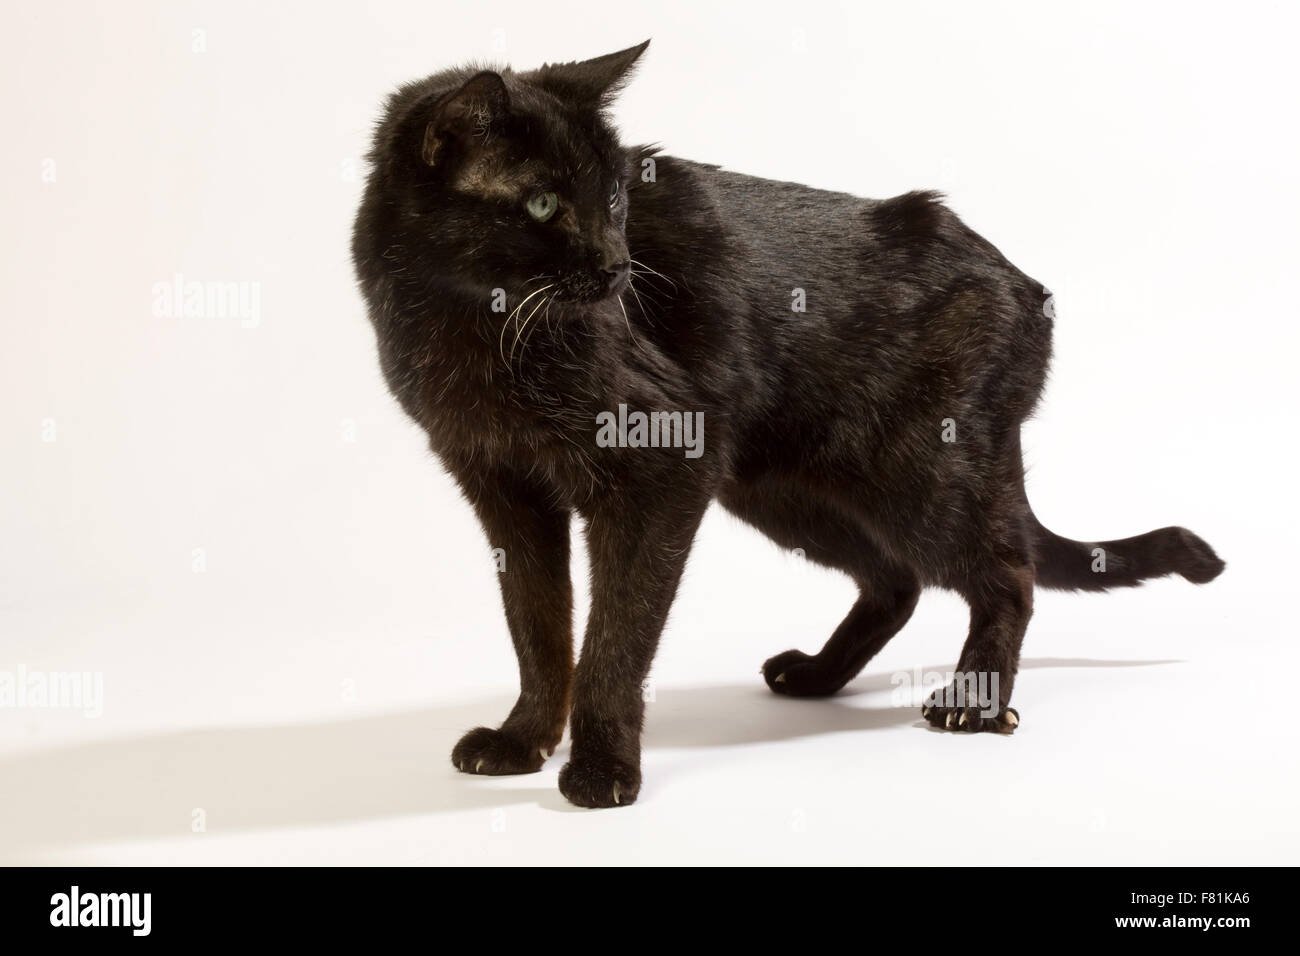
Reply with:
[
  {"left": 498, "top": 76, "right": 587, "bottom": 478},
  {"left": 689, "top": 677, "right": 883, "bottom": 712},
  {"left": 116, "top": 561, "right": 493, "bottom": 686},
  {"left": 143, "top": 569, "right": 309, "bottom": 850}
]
[
  {"left": 608, "top": 183, "right": 622, "bottom": 208},
  {"left": 525, "top": 192, "right": 558, "bottom": 223}
]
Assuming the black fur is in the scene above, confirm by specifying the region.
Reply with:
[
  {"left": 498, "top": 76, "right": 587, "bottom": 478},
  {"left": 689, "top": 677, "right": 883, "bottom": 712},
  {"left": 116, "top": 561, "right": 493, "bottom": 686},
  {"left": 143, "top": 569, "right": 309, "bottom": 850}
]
[{"left": 351, "top": 41, "right": 1224, "bottom": 808}]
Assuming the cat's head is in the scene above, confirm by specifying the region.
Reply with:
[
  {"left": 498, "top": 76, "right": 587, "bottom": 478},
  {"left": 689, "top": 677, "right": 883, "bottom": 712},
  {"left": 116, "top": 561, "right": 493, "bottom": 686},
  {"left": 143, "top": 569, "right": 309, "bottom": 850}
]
[{"left": 376, "top": 42, "right": 650, "bottom": 307}]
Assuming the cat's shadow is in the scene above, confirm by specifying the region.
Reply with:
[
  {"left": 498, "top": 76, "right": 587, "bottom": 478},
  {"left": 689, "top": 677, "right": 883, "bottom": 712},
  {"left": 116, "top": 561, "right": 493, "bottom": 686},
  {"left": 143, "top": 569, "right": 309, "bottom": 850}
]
[{"left": 0, "top": 657, "right": 1175, "bottom": 858}]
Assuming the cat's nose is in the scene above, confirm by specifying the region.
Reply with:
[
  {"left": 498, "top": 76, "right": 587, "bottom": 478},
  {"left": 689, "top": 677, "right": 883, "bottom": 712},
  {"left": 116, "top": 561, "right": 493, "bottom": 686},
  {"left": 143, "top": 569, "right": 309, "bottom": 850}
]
[{"left": 600, "top": 261, "right": 630, "bottom": 294}]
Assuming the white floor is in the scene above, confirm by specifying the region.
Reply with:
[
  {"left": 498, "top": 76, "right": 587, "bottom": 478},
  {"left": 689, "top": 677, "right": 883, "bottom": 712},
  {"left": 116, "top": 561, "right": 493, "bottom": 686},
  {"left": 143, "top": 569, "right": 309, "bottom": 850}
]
[{"left": 3, "top": 506, "right": 1293, "bottom": 866}]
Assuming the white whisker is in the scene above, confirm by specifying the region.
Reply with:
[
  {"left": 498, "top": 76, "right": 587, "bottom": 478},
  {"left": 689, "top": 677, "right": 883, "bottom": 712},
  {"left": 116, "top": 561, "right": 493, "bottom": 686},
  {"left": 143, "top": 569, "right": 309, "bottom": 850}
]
[
  {"left": 629, "top": 258, "right": 677, "bottom": 291},
  {"left": 499, "top": 281, "right": 554, "bottom": 366},
  {"left": 617, "top": 294, "right": 647, "bottom": 355},
  {"left": 511, "top": 291, "right": 552, "bottom": 364}
]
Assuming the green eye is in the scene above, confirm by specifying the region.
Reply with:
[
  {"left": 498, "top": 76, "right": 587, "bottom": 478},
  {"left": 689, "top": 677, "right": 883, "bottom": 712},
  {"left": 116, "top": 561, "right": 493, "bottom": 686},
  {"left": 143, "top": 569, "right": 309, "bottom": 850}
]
[{"left": 525, "top": 191, "right": 558, "bottom": 222}]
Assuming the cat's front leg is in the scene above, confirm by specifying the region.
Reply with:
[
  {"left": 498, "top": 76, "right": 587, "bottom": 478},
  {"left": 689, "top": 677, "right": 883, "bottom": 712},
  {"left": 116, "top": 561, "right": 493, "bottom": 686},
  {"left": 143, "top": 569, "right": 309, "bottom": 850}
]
[
  {"left": 451, "top": 466, "right": 573, "bottom": 775},
  {"left": 559, "top": 488, "right": 710, "bottom": 808}
]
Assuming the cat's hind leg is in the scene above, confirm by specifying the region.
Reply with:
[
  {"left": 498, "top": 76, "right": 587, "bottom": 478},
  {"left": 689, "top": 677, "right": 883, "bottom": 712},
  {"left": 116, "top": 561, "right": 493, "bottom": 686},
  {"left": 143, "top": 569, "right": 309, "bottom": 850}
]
[
  {"left": 922, "top": 546, "right": 1033, "bottom": 734},
  {"left": 720, "top": 482, "right": 920, "bottom": 697},
  {"left": 762, "top": 576, "right": 919, "bottom": 697}
]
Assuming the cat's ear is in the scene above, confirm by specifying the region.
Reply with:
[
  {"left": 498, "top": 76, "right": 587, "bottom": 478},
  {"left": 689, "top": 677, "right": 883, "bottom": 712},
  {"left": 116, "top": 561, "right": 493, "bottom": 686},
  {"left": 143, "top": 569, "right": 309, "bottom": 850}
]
[
  {"left": 422, "top": 71, "right": 510, "bottom": 167},
  {"left": 530, "top": 40, "right": 650, "bottom": 109}
]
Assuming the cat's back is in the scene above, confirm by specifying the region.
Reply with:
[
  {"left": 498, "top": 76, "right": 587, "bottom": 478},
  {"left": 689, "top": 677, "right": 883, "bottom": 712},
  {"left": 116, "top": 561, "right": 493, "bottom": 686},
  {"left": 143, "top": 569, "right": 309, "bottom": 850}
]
[
  {"left": 678, "top": 160, "right": 1041, "bottom": 329},
  {"left": 668, "top": 159, "right": 1050, "bottom": 421},
  {"left": 683, "top": 163, "right": 868, "bottom": 267},
  {"left": 687, "top": 162, "right": 1004, "bottom": 272}
]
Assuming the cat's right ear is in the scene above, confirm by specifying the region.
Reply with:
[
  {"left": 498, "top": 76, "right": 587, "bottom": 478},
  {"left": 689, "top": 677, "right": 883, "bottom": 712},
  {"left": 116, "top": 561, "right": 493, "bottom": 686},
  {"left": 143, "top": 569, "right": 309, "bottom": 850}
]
[{"left": 422, "top": 72, "right": 510, "bottom": 167}]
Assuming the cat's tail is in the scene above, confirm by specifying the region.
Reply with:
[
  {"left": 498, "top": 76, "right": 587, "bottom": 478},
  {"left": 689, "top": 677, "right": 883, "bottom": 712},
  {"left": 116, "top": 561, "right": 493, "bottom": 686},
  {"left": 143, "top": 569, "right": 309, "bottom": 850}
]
[{"left": 1030, "top": 514, "right": 1225, "bottom": 591}]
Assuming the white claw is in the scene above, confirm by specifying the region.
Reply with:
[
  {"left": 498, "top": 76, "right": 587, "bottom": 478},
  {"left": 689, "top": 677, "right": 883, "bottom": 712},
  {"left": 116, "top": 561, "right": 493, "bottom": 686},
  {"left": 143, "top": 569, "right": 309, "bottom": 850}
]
[
  {"left": 613, "top": 782, "right": 622, "bottom": 805},
  {"left": 922, "top": 704, "right": 931, "bottom": 718},
  {"left": 1005, "top": 710, "right": 1020, "bottom": 728},
  {"left": 475, "top": 759, "right": 484, "bottom": 773},
  {"left": 774, "top": 673, "right": 787, "bottom": 683},
  {"left": 958, "top": 712, "right": 968, "bottom": 728},
  {"left": 945, "top": 712, "right": 955, "bottom": 729},
  {"left": 539, "top": 747, "right": 548, "bottom": 760}
]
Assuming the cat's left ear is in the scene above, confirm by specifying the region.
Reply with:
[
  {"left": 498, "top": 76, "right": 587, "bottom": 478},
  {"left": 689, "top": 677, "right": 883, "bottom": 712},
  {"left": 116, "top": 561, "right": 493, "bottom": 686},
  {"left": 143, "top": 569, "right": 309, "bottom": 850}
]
[
  {"left": 530, "top": 40, "right": 650, "bottom": 109},
  {"left": 422, "top": 71, "right": 510, "bottom": 167}
]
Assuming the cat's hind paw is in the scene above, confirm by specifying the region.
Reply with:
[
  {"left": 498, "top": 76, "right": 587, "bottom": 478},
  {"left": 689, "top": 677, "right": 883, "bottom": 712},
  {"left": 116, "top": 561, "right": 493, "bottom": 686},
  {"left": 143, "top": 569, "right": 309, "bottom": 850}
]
[
  {"left": 761, "top": 648, "right": 842, "bottom": 697},
  {"left": 921, "top": 696, "right": 1020, "bottom": 734}
]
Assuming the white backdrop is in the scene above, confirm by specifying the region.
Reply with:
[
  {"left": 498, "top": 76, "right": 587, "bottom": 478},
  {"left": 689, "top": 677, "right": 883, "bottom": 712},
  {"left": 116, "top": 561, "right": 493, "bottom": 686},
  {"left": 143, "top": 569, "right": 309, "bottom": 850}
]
[{"left": 2, "top": 0, "right": 1297, "bottom": 864}]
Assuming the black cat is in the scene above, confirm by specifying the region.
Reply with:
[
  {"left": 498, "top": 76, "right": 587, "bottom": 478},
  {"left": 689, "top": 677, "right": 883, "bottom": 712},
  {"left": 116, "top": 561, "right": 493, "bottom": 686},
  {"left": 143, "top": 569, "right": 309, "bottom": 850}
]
[{"left": 351, "top": 41, "right": 1224, "bottom": 808}]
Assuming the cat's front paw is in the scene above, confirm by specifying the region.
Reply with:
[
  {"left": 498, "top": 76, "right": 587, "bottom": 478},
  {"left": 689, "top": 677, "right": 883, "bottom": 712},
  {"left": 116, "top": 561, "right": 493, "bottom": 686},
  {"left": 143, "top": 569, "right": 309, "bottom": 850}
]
[
  {"left": 558, "top": 753, "right": 641, "bottom": 808},
  {"left": 921, "top": 687, "right": 1020, "bottom": 734},
  {"left": 452, "top": 726, "right": 550, "bottom": 775}
]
